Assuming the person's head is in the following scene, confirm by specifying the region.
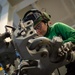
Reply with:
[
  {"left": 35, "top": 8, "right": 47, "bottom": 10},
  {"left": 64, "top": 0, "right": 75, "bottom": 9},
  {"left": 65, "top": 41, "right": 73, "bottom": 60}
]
[{"left": 23, "top": 9, "right": 51, "bottom": 36}]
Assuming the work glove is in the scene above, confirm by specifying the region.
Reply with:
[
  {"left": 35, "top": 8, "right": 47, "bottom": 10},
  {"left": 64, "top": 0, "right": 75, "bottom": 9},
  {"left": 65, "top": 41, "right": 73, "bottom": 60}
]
[
  {"left": 58, "top": 42, "right": 75, "bottom": 62},
  {"left": 58, "top": 42, "right": 72, "bottom": 56}
]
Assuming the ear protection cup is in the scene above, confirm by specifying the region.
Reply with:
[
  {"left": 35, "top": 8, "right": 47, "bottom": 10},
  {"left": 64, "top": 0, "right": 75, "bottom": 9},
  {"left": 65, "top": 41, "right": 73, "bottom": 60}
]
[{"left": 42, "top": 12, "right": 51, "bottom": 22}]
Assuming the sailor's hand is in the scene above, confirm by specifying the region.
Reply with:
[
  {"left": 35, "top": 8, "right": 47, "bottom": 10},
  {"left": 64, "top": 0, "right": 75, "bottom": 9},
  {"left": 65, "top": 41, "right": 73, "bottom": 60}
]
[{"left": 58, "top": 42, "right": 72, "bottom": 57}]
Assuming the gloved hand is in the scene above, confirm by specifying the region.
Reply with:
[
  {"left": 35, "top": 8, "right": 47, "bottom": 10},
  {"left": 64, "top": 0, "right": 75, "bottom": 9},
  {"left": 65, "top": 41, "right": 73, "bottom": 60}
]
[{"left": 58, "top": 42, "right": 75, "bottom": 62}]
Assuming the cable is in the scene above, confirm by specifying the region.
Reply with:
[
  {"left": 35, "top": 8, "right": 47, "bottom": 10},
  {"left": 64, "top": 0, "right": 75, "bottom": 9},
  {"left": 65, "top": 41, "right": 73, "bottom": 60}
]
[{"left": 57, "top": 68, "right": 61, "bottom": 75}]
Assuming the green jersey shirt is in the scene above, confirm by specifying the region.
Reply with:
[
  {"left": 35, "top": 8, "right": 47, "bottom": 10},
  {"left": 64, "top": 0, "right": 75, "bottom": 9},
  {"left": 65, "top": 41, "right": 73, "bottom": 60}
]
[{"left": 44, "top": 22, "right": 75, "bottom": 43}]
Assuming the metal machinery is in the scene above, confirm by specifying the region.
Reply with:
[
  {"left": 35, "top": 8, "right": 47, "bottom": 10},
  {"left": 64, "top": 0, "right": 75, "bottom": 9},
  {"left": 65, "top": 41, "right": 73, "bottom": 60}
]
[{"left": 0, "top": 20, "right": 74, "bottom": 75}]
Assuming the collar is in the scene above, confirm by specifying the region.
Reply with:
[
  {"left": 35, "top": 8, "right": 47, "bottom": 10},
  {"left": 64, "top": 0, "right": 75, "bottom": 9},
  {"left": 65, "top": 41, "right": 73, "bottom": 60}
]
[{"left": 44, "top": 26, "right": 51, "bottom": 37}]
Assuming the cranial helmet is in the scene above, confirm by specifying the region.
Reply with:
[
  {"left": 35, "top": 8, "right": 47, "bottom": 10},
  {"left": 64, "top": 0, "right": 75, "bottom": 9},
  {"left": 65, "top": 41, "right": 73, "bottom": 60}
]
[{"left": 22, "top": 9, "right": 51, "bottom": 26}]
